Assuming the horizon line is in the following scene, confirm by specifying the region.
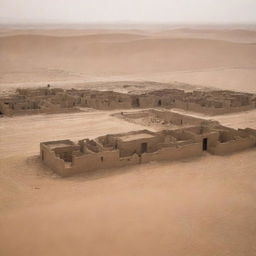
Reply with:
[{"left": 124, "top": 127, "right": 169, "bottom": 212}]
[{"left": 1, "top": 22, "right": 256, "bottom": 27}]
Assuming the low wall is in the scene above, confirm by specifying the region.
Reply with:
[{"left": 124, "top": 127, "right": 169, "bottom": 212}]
[
  {"left": 71, "top": 150, "right": 119, "bottom": 174},
  {"left": 186, "top": 103, "right": 255, "bottom": 115},
  {"left": 86, "top": 98, "right": 132, "bottom": 110},
  {"left": 141, "top": 142, "right": 203, "bottom": 164},
  {"left": 117, "top": 135, "right": 162, "bottom": 157},
  {"left": 239, "top": 128, "right": 256, "bottom": 137},
  {"left": 208, "top": 137, "right": 256, "bottom": 155},
  {"left": 188, "top": 131, "right": 219, "bottom": 148},
  {"left": 40, "top": 144, "right": 65, "bottom": 175},
  {"left": 66, "top": 150, "right": 140, "bottom": 176},
  {"left": 123, "top": 111, "right": 150, "bottom": 119},
  {"left": 151, "top": 109, "right": 205, "bottom": 126}
]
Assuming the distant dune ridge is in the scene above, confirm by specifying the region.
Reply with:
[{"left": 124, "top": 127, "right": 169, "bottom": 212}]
[{"left": 0, "top": 27, "right": 256, "bottom": 92}]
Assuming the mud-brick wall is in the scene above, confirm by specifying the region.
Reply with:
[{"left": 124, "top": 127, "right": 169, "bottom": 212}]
[
  {"left": 208, "top": 137, "right": 256, "bottom": 155},
  {"left": 53, "top": 145, "right": 80, "bottom": 162},
  {"left": 118, "top": 154, "right": 140, "bottom": 166},
  {"left": 69, "top": 150, "right": 140, "bottom": 175},
  {"left": 151, "top": 110, "right": 204, "bottom": 126},
  {"left": 186, "top": 103, "right": 212, "bottom": 114},
  {"left": 0, "top": 103, "right": 13, "bottom": 116},
  {"left": 138, "top": 96, "right": 159, "bottom": 108},
  {"left": 117, "top": 136, "right": 163, "bottom": 157},
  {"left": 141, "top": 142, "right": 203, "bottom": 164},
  {"left": 181, "top": 115, "right": 206, "bottom": 125},
  {"left": 174, "top": 100, "right": 188, "bottom": 110},
  {"left": 227, "top": 104, "right": 255, "bottom": 114},
  {"left": 160, "top": 96, "right": 175, "bottom": 107},
  {"left": 108, "top": 100, "right": 133, "bottom": 109},
  {"left": 205, "top": 132, "right": 220, "bottom": 147},
  {"left": 239, "top": 128, "right": 256, "bottom": 137},
  {"left": 190, "top": 131, "right": 220, "bottom": 148},
  {"left": 70, "top": 150, "right": 120, "bottom": 173},
  {"left": 151, "top": 110, "right": 182, "bottom": 125},
  {"left": 40, "top": 144, "right": 65, "bottom": 175},
  {"left": 124, "top": 111, "right": 150, "bottom": 119},
  {"left": 186, "top": 102, "right": 255, "bottom": 115}
]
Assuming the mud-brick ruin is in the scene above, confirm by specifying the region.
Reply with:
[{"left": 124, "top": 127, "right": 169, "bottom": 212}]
[
  {"left": 0, "top": 88, "right": 80, "bottom": 116},
  {"left": 1, "top": 86, "right": 256, "bottom": 116},
  {"left": 113, "top": 109, "right": 216, "bottom": 129},
  {"left": 143, "top": 89, "right": 256, "bottom": 115},
  {"left": 40, "top": 111, "right": 256, "bottom": 176}
]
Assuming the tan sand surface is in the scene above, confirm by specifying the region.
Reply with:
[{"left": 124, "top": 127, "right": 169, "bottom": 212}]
[
  {"left": 0, "top": 27, "right": 256, "bottom": 256},
  {"left": 1, "top": 150, "right": 256, "bottom": 256},
  {"left": 0, "top": 110, "right": 150, "bottom": 157},
  {"left": 0, "top": 108, "right": 256, "bottom": 256},
  {"left": 0, "top": 27, "right": 256, "bottom": 92}
]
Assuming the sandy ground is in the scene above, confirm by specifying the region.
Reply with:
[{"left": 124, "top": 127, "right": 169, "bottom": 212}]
[
  {"left": 0, "top": 108, "right": 256, "bottom": 256},
  {"left": 0, "top": 27, "right": 256, "bottom": 256},
  {"left": 0, "top": 27, "right": 256, "bottom": 92}
]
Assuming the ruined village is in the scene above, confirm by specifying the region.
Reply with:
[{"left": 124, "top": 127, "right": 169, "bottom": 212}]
[
  {"left": 1, "top": 85, "right": 256, "bottom": 176},
  {"left": 1, "top": 86, "right": 256, "bottom": 116},
  {"left": 1, "top": 7, "right": 256, "bottom": 253}
]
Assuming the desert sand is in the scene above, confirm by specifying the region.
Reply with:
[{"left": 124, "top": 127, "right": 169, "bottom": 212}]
[
  {"left": 1, "top": 108, "right": 256, "bottom": 256},
  {"left": 0, "top": 26, "right": 256, "bottom": 92},
  {"left": 0, "top": 26, "right": 256, "bottom": 256}
]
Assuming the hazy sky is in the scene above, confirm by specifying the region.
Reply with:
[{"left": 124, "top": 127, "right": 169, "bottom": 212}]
[{"left": 1, "top": 0, "right": 256, "bottom": 24}]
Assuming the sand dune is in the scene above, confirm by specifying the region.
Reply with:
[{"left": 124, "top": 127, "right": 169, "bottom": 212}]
[
  {"left": 1, "top": 34, "right": 255, "bottom": 69},
  {"left": 154, "top": 28, "right": 256, "bottom": 43},
  {"left": 0, "top": 29, "right": 256, "bottom": 92}
]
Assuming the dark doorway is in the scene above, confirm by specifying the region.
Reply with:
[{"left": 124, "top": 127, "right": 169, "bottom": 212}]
[
  {"left": 41, "top": 150, "right": 44, "bottom": 161},
  {"left": 136, "top": 98, "right": 140, "bottom": 107},
  {"left": 132, "top": 98, "right": 140, "bottom": 107},
  {"left": 158, "top": 100, "right": 162, "bottom": 106},
  {"left": 202, "top": 138, "right": 208, "bottom": 151},
  {"left": 141, "top": 143, "right": 148, "bottom": 153}
]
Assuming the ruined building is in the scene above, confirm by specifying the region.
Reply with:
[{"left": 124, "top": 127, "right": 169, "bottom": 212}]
[
  {"left": 40, "top": 113, "right": 256, "bottom": 176},
  {"left": 0, "top": 87, "right": 78, "bottom": 116},
  {"left": 1, "top": 86, "right": 255, "bottom": 116}
]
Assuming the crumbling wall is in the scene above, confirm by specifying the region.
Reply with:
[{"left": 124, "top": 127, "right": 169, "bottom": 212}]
[
  {"left": 186, "top": 102, "right": 255, "bottom": 115},
  {"left": 208, "top": 137, "right": 256, "bottom": 155},
  {"left": 150, "top": 109, "right": 206, "bottom": 126},
  {"left": 0, "top": 103, "right": 13, "bottom": 116},
  {"left": 174, "top": 100, "right": 188, "bottom": 110},
  {"left": 117, "top": 136, "right": 163, "bottom": 157},
  {"left": 70, "top": 150, "right": 119, "bottom": 174},
  {"left": 68, "top": 150, "right": 140, "bottom": 176},
  {"left": 2, "top": 87, "right": 256, "bottom": 116},
  {"left": 40, "top": 144, "right": 66, "bottom": 175},
  {"left": 239, "top": 128, "right": 256, "bottom": 137},
  {"left": 121, "top": 111, "right": 150, "bottom": 119},
  {"left": 137, "top": 95, "right": 159, "bottom": 108},
  {"left": 141, "top": 142, "right": 203, "bottom": 163},
  {"left": 183, "top": 127, "right": 220, "bottom": 148}
]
